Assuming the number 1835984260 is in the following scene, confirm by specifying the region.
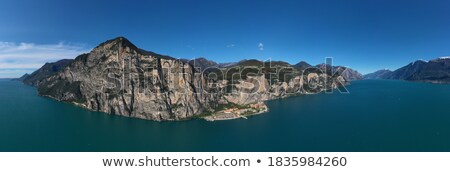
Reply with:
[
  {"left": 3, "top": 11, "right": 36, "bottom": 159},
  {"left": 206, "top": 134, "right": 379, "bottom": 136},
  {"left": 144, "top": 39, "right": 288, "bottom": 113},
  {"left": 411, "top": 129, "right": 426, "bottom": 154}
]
[{"left": 268, "top": 157, "right": 347, "bottom": 167}]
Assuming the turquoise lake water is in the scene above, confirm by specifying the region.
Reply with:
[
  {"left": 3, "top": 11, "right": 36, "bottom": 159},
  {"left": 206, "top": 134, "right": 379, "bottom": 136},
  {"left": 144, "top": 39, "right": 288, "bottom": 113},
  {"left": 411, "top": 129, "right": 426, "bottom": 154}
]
[{"left": 1, "top": 79, "right": 450, "bottom": 152}]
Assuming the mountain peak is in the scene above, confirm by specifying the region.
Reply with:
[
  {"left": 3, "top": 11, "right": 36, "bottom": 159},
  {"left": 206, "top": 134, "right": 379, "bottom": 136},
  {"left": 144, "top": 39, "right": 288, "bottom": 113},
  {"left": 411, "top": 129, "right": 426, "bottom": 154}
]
[
  {"left": 295, "top": 61, "right": 309, "bottom": 65},
  {"left": 293, "top": 61, "right": 311, "bottom": 70},
  {"left": 92, "top": 36, "right": 173, "bottom": 59},
  {"left": 95, "top": 36, "right": 137, "bottom": 50},
  {"left": 411, "top": 59, "right": 428, "bottom": 65},
  {"left": 108, "top": 36, "right": 131, "bottom": 43}
]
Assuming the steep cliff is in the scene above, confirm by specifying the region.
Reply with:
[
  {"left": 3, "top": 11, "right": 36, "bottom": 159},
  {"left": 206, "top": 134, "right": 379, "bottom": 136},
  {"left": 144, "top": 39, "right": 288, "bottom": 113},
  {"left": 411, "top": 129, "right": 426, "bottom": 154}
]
[
  {"left": 336, "top": 66, "right": 364, "bottom": 81},
  {"left": 36, "top": 37, "right": 220, "bottom": 121},
  {"left": 29, "top": 37, "right": 352, "bottom": 121},
  {"left": 316, "top": 64, "right": 363, "bottom": 81}
]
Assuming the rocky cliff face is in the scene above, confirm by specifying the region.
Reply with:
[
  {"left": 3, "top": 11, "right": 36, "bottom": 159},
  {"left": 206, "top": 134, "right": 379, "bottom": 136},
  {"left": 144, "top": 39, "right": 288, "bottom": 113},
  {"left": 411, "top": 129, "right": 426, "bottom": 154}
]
[
  {"left": 293, "top": 61, "right": 312, "bottom": 71},
  {"left": 316, "top": 64, "right": 363, "bottom": 81},
  {"left": 334, "top": 66, "right": 363, "bottom": 81},
  {"left": 184, "top": 57, "right": 219, "bottom": 71},
  {"left": 36, "top": 37, "right": 220, "bottom": 121},
  {"left": 27, "top": 37, "right": 353, "bottom": 121},
  {"left": 221, "top": 61, "right": 348, "bottom": 104}
]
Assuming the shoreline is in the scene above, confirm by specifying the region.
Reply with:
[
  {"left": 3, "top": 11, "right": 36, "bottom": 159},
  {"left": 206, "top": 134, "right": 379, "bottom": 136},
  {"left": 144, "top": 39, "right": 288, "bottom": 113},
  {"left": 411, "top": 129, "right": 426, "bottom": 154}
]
[
  {"left": 201, "top": 82, "right": 350, "bottom": 122},
  {"left": 203, "top": 102, "right": 269, "bottom": 121}
]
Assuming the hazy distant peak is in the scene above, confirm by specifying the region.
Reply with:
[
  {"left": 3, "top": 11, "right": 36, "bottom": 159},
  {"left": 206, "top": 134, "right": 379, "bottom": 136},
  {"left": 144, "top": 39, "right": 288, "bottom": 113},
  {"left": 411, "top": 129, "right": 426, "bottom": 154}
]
[{"left": 293, "top": 61, "right": 312, "bottom": 70}]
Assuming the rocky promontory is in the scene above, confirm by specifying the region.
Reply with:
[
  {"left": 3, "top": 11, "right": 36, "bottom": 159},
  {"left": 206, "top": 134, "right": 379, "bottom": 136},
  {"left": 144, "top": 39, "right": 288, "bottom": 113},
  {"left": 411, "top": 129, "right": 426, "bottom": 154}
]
[{"left": 19, "top": 37, "right": 360, "bottom": 121}]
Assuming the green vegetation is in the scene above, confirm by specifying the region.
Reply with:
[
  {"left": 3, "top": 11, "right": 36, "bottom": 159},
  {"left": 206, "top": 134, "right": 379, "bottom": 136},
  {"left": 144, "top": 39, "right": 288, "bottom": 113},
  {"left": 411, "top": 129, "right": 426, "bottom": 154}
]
[
  {"left": 213, "top": 101, "right": 249, "bottom": 112},
  {"left": 193, "top": 111, "right": 214, "bottom": 119},
  {"left": 38, "top": 80, "right": 85, "bottom": 103}
]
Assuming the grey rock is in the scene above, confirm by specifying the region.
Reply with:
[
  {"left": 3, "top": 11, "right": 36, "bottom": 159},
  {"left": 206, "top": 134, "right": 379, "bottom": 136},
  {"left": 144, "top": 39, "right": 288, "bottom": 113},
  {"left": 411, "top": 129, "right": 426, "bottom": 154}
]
[{"left": 29, "top": 37, "right": 351, "bottom": 121}]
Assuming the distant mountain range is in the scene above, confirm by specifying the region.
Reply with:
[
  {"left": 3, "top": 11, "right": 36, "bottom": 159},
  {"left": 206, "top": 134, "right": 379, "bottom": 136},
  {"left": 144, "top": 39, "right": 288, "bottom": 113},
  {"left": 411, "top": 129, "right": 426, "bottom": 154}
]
[
  {"left": 363, "top": 69, "right": 392, "bottom": 79},
  {"left": 15, "top": 59, "right": 73, "bottom": 86},
  {"left": 364, "top": 57, "right": 450, "bottom": 83},
  {"left": 17, "top": 36, "right": 362, "bottom": 121}
]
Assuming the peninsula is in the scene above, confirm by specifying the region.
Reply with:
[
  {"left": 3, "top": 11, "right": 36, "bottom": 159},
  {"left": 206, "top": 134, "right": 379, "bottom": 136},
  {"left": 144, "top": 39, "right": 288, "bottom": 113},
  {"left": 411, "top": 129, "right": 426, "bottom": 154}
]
[{"left": 17, "top": 37, "right": 362, "bottom": 121}]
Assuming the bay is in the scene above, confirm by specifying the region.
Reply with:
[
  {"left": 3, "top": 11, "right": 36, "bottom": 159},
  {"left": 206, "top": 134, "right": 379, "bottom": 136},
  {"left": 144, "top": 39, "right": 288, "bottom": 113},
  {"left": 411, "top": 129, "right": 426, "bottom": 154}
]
[{"left": 1, "top": 79, "right": 449, "bottom": 152}]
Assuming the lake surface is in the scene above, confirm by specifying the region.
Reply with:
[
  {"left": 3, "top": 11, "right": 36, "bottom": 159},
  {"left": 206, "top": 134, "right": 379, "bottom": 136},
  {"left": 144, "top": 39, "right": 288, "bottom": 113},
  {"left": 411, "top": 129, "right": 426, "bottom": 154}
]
[{"left": 1, "top": 79, "right": 450, "bottom": 152}]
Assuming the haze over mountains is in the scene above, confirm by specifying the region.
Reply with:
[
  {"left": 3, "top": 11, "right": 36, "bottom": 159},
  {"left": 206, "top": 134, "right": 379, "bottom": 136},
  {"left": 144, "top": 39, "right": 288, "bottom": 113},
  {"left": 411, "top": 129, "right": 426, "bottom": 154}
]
[
  {"left": 16, "top": 37, "right": 362, "bottom": 121},
  {"left": 363, "top": 69, "right": 392, "bottom": 79},
  {"left": 16, "top": 59, "right": 73, "bottom": 86},
  {"left": 364, "top": 57, "right": 450, "bottom": 83}
]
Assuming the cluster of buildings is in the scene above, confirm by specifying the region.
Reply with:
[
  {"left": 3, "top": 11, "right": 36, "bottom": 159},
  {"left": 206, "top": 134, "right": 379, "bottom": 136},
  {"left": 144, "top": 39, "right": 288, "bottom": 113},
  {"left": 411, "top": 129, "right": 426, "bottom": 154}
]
[
  {"left": 204, "top": 102, "right": 268, "bottom": 121},
  {"left": 223, "top": 102, "right": 267, "bottom": 116}
]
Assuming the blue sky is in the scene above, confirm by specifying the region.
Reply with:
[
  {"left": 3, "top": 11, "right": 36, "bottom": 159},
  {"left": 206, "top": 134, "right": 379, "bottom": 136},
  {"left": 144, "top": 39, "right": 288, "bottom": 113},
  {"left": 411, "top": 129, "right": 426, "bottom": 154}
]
[{"left": 1, "top": 0, "right": 450, "bottom": 77}]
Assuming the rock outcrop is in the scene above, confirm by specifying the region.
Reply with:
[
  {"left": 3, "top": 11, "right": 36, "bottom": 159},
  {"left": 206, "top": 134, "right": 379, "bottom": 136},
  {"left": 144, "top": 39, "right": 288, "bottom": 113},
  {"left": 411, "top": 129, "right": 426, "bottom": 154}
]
[
  {"left": 316, "top": 64, "right": 363, "bottom": 81},
  {"left": 336, "top": 66, "right": 364, "bottom": 81},
  {"left": 36, "top": 37, "right": 222, "bottom": 121},
  {"left": 23, "top": 37, "right": 354, "bottom": 121}
]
